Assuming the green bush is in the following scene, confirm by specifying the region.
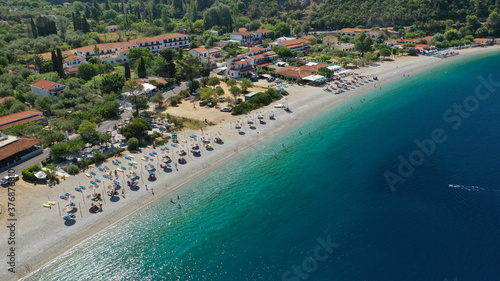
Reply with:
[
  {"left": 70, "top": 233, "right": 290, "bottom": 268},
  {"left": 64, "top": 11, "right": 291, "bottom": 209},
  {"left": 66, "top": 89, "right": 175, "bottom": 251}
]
[
  {"left": 179, "top": 89, "right": 190, "bottom": 98},
  {"left": 31, "top": 163, "right": 42, "bottom": 172},
  {"left": 22, "top": 168, "right": 36, "bottom": 181},
  {"left": 127, "top": 137, "right": 139, "bottom": 151},
  {"left": 21, "top": 163, "right": 43, "bottom": 181},
  {"left": 170, "top": 95, "right": 182, "bottom": 106},
  {"left": 232, "top": 89, "right": 283, "bottom": 115},
  {"left": 67, "top": 164, "right": 80, "bottom": 175}
]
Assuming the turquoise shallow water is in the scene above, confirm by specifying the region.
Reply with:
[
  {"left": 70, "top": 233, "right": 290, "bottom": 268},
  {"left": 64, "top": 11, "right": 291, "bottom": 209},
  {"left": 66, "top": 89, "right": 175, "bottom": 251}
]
[{"left": 28, "top": 51, "right": 500, "bottom": 281}]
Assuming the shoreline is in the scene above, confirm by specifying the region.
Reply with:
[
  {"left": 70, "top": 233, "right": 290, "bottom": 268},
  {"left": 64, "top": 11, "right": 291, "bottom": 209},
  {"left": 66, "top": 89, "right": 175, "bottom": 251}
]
[{"left": 2, "top": 46, "right": 499, "bottom": 281}]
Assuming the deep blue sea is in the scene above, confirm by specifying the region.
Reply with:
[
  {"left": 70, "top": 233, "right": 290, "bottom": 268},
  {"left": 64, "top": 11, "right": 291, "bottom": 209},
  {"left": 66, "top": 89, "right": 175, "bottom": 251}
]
[{"left": 27, "top": 51, "right": 500, "bottom": 281}]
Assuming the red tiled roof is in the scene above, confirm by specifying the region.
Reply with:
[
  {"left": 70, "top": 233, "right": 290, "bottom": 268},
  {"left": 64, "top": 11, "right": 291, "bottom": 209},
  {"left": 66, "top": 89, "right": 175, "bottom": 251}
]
[
  {"left": 0, "top": 138, "right": 41, "bottom": 161},
  {"left": 232, "top": 58, "right": 253, "bottom": 65},
  {"left": 0, "top": 115, "right": 45, "bottom": 129},
  {"left": 301, "top": 35, "right": 316, "bottom": 40},
  {"left": 32, "top": 79, "right": 67, "bottom": 91},
  {"left": 474, "top": 38, "right": 492, "bottom": 43},
  {"left": 232, "top": 31, "right": 254, "bottom": 36},
  {"left": 77, "top": 42, "right": 136, "bottom": 53},
  {"left": 274, "top": 66, "right": 312, "bottom": 78},
  {"left": 130, "top": 37, "right": 161, "bottom": 44},
  {"left": 0, "top": 96, "right": 15, "bottom": 104},
  {"left": 280, "top": 39, "right": 308, "bottom": 47},
  {"left": 154, "top": 78, "right": 168, "bottom": 84},
  {"left": 155, "top": 33, "right": 188, "bottom": 40},
  {"left": 255, "top": 28, "right": 271, "bottom": 34},
  {"left": 253, "top": 54, "right": 266, "bottom": 59},
  {"left": 238, "top": 28, "right": 247, "bottom": 32},
  {"left": 116, "top": 48, "right": 129, "bottom": 53},
  {"left": 64, "top": 67, "right": 79, "bottom": 74},
  {"left": 106, "top": 25, "right": 118, "bottom": 29},
  {"left": 192, "top": 47, "right": 208, "bottom": 53},
  {"left": 0, "top": 109, "right": 44, "bottom": 129}
]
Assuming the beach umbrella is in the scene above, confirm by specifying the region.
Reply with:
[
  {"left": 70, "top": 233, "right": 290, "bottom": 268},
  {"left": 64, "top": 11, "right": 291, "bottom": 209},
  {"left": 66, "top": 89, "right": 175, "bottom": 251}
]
[
  {"left": 62, "top": 206, "right": 73, "bottom": 213},
  {"left": 107, "top": 185, "right": 113, "bottom": 190}
]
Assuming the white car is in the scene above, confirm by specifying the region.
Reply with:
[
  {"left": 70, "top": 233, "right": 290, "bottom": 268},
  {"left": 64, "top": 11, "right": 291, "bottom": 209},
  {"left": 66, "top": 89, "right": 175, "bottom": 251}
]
[
  {"left": 220, "top": 107, "right": 232, "bottom": 112},
  {"left": 1, "top": 174, "right": 19, "bottom": 185}
]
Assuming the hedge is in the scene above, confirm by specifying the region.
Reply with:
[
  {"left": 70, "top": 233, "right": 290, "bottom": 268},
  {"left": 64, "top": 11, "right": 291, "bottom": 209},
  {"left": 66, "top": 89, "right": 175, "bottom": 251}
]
[{"left": 232, "top": 88, "right": 284, "bottom": 115}]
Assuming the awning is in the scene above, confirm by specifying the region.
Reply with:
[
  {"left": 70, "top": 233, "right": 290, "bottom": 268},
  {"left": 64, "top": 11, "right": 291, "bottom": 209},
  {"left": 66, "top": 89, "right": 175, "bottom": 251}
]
[{"left": 303, "top": 74, "right": 325, "bottom": 82}]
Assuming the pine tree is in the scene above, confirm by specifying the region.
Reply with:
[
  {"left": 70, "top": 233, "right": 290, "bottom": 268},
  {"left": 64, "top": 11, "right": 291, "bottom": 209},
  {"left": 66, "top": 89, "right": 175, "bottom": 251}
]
[
  {"left": 56, "top": 48, "right": 64, "bottom": 78},
  {"left": 51, "top": 50, "right": 57, "bottom": 72},
  {"left": 124, "top": 62, "right": 131, "bottom": 80},
  {"left": 137, "top": 57, "right": 147, "bottom": 78},
  {"left": 30, "top": 18, "right": 38, "bottom": 38},
  {"left": 82, "top": 16, "right": 90, "bottom": 33}
]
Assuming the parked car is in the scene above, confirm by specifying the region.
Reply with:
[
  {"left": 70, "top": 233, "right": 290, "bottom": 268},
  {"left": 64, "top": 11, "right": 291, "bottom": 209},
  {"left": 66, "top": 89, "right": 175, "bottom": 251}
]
[
  {"left": 267, "top": 77, "right": 276, "bottom": 82},
  {"left": 191, "top": 91, "right": 198, "bottom": 96},
  {"left": 199, "top": 100, "right": 207, "bottom": 106},
  {"left": 1, "top": 174, "right": 19, "bottom": 185},
  {"left": 220, "top": 107, "right": 232, "bottom": 112},
  {"left": 250, "top": 75, "right": 259, "bottom": 82},
  {"left": 208, "top": 101, "right": 215, "bottom": 107},
  {"left": 219, "top": 97, "right": 226, "bottom": 102},
  {"left": 275, "top": 78, "right": 282, "bottom": 83},
  {"left": 236, "top": 98, "right": 243, "bottom": 104}
]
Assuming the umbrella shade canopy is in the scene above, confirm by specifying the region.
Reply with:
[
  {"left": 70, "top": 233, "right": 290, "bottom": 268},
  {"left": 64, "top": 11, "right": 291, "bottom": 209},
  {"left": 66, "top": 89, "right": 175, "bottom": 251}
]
[
  {"left": 35, "top": 171, "right": 46, "bottom": 179},
  {"left": 62, "top": 206, "right": 74, "bottom": 212}
]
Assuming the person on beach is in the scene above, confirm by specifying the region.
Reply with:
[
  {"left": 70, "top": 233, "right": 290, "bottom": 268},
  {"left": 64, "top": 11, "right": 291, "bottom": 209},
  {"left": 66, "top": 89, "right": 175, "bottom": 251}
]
[
  {"left": 177, "top": 195, "right": 180, "bottom": 200},
  {"left": 99, "top": 203, "right": 103, "bottom": 212},
  {"left": 151, "top": 188, "right": 154, "bottom": 195},
  {"left": 122, "top": 189, "right": 125, "bottom": 198},
  {"left": 145, "top": 185, "right": 148, "bottom": 191}
]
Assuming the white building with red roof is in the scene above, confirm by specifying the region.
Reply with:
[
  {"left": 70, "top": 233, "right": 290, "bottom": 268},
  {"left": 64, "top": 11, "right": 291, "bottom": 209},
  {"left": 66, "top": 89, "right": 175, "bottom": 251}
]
[
  {"left": 255, "top": 28, "right": 271, "bottom": 39},
  {"left": 277, "top": 38, "right": 310, "bottom": 52},
  {"left": 30, "top": 79, "right": 67, "bottom": 97},
  {"left": 230, "top": 31, "right": 255, "bottom": 46},
  {"left": 155, "top": 33, "right": 190, "bottom": 49},
  {"left": 106, "top": 25, "right": 118, "bottom": 32},
  {"left": 63, "top": 56, "right": 86, "bottom": 69},
  {"left": 130, "top": 37, "right": 164, "bottom": 52},
  {"left": 0, "top": 133, "right": 42, "bottom": 168}
]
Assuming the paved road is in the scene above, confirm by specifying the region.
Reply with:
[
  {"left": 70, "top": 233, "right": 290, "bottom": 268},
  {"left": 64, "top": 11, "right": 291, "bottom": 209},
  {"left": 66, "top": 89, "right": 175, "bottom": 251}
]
[{"left": 0, "top": 148, "right": 50, "bottom": 177}]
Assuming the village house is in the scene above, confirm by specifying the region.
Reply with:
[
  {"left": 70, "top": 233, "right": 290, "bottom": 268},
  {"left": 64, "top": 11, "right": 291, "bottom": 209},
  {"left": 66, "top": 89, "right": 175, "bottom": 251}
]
[
  {"left": 106, "top": 25, "right": 118, "bottom": 32},
  {"left": 255, "top": 28, "right": 271, "bottom": 39},
  {"left": 31, "top": 79, "right": 67, "bottom": 97},
  {"left": 277, "top": 38, "right": 310, "bottom": 52},
  {"left": 39, "top": 14, "right": 57, "bottom": 19},
  {"left": 129, "top": 37, "right": 163, "bottom": 52},
  {"left": 155, "top": 33, "right": 190, "bottom": 49},
  {"left": 63, "top": 56, "right": 86, "bottom": 69},
  {"left": 324, "top": 36, "right": 339, "bottom": 45},
  {"left": 230, "top": 31, "right": 255, "bottom": 46},
  {"left": 63, "top": 2, "right": 72, "bottom": 8}
]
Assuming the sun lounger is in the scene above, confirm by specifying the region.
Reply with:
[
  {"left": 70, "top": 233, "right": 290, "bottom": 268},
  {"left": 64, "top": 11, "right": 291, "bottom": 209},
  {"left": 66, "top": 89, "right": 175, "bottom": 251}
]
[
  {"left": 75, "top": 188, "right": 81, "bottom": 192},
  {"left": 91, "top": 171, "right": 96, "bottom": 175},
  {"left": 132, "top": 161, "right": 138, "bottom": 164},
  {"left": 117, "top": 168, "right": 123, "bottom": 172},
  {"left": 121, "top": 166, "right": 127, "bottom": 170},
  {"left": 125, "top": 156, "right": 131, "bottom": 160},
  {"left": 48, "top": 201, "right": 56, "bottom": 205},
  {"left": 116, "top": 160, "right": 121, "bottom": 164},
  {"left": 95, "top": 179, "right": 101, "bottom": 183},
  {"left": 105, "top": 166, "right": 109, "bottom": 170},
  {"left": 43, "top": 204, "right": 51, "bottom": 208},
  {"left": 103, "top": 174, "right": 109, "bottom": 178},
  {"left": 79, "top": 186, "right": 86, "bottom": 190},
  {"left": 141, "top": 157, "right": 146, "bottom": 161},
  {"left": 60, "top": 195, "right": 66, "bottom": 199},
  {"left": 86, "top": 173, "right": 91, "bottom": 177},
  {"left": 128, "top": 155, "right": 133, "bottom": 158},
  {"left": 153, "top": 151, "right": 157, "bottom": 155},
  {"left": 149, "top": 153, "right": 154, "bottom": 156},
  {"left": 98, "top": 167, "right": 104, "bottom": 172}
]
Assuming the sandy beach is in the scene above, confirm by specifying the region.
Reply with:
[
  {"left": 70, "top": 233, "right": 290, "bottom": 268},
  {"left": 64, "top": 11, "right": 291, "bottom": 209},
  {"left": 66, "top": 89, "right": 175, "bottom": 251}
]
[{"left": 1, "top": 45, "right": 499, "bottom": 280}]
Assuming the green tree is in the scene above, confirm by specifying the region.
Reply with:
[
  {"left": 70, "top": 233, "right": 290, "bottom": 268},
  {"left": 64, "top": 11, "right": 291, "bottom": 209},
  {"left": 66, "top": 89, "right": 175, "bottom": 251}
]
[
  {"left": 126, "top": 47, "right": 154, "bottom": 62},
  {"left": 137, "top": 57, "right": 147, "bottom": 78},
  {"left": 353, "top": 32, "right": 373, "bottom": 56},
  {"left": 78, "top": 120, "right": 99, "bottom": 143},
  {"left": 207, "top": 77, "right": 220, "bottom": 88},
  {"left": 151, "top": 92, "right": 165, "bottom": 108},
  {"left": 121, "top": 119, "right": 152, "bottom": 139},
  {"left": 274, "top": 22, "right": 291, "bottom": 37},
  {"left": 379, "top": 48, "right": 392, "bottom": 59},
  {"left": 445, "top": 29, "right": 460, "bottom": 41},
  {"left": 124, "top": 62, "right": 131, "bottom": 80},
  {"left": 122, "top": 80, "right": 148, "bottom": 116},
  {"left": 176, "top": 55, "right": 202, "bottom": 80},
  {"left": 77, "top": 63, "right": 98, "bottom": 81},
  {"left": 240, "top": 78, "right": 253, "bottom": 93},
  {"left": 127, "top": 137, "right": 140, "bottom": 150},
  {"left": 230, "top": 86, "right": 241, "bottom": 104},
  {"left": 226, "top": 78, "right": 237, "bottom": 87},
  {"left": 272, "top": 46, "right": 294, "bottom": 57},
  {"left": 101, "top": 72, "right": 125, "bottom": 94}
]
